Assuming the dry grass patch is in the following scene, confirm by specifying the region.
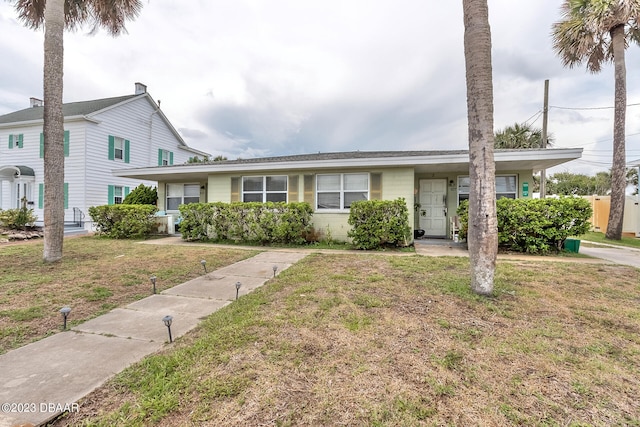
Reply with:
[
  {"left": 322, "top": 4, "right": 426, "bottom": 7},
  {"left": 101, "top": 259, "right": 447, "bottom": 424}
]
[
  {"left": 0, "top": 236, "right": 255, "bottom": 353},
  {"left": 53, "top": 254, "right": 640, "bottom": 426}
]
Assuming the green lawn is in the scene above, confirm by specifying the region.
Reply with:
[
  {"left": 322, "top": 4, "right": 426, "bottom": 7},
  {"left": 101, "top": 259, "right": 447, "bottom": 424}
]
[
  {"left": 48, "top": 245, "right": 640, "bottom": 426},
  {"left": 0, "top": 236, "right": 255, "bottom": 354}
]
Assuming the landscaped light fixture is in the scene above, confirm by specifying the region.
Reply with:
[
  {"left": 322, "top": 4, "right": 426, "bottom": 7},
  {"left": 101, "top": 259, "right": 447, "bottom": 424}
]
[
  {"left": 162, "top": 315, "right": 174, "bottom": 343},
  {"left": 150, "top": 275, "right": 157, "bottom": 294},
  {"left": 272, "top": 265, "right": 278, "bottom": 277},
  {"left": 200, "top": 259, "right": 207, "bottom": 273},
  {"left": 60, "top": 306, "right": 71, "bottom": 330},
  {"left": 235, "top": 281, "right": 242, "bottom": 300}
]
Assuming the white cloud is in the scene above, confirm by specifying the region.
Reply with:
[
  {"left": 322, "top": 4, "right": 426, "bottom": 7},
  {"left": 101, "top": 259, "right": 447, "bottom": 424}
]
[{"left": 1, "top": 0, "right": 639, "bottom": 174}]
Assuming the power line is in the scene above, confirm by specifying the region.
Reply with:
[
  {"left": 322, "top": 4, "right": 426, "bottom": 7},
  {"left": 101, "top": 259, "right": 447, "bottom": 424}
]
[{"left": 550, "top": 102, "right": 640, "bottom": 111}]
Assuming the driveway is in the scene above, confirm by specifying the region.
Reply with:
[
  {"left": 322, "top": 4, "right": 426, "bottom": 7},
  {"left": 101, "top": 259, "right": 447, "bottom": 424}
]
[{"left": 579, "top": 242, "right": 640, "bottom": 269}]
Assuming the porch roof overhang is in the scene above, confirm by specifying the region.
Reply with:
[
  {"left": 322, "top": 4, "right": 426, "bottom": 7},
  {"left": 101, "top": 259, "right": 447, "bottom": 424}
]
[
  {"left": 112, "top": 148, "right": 583, "bottom": 182},
  {"left": 0, "top": 165, "right": 35, "bottom": 179}
]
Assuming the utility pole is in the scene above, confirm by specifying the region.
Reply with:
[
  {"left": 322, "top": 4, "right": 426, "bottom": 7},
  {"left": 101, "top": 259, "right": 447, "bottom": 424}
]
[{"left": 540, "top": 79, "right": 549, "bottom": 198}]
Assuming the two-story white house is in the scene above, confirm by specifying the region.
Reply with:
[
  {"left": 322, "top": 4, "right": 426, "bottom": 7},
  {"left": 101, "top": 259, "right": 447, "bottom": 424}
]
[{"left": 0, "top": 82, "right": 207, "bottom": 229}]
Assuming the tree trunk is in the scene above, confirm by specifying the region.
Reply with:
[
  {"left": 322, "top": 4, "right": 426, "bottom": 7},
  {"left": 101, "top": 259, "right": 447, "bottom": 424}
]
[
  {"left": 43, "top": 0, "right": 65, "bottom": 262},
  {"left": 605, "top": 24, "right": 626, "bottom": 241},
  {"left": 462, "top": 0, "right": 497, "bottom": 296}
]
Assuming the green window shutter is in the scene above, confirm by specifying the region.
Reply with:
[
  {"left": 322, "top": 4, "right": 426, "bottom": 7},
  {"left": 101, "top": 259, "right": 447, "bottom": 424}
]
[
  {"left": 370, "top": 173, "right": 382, "bottom": 200},
  {"left": 8, "top": 134, "right": 13, "bottom": 149},
  {"left": 124, "top": 186, "right": 130, "bottom": 197},
  {"left": 124, "top": 139, "right": 130, "bottom": 163},
  {"left": 303, "top": 175, "right": 315, "bottom": 207},
  {"left": 18, "top": 134, "right": 24, "bottom": 148},
  {"left": 108, "top": 135, "right": 115, "bottom": 160},
  {"left": 169, "top": 151, "right": 174, "bottom": 165},
  {"left": 63, "top": 183, "right": 69, "bottom": 209},
  {"left": 158, "top": 149, "right": 163, "bottom": 166},
  {"left": 108, "top": 185, "right": 115, "bottom": 205},
  {"left": 38, "top": 184, "right": 44, "bottom": 209},
  {"left": 230, "top": 177, "right": 240, "bottom": 202},
  {"left": 40, "top": 133, "right": 44, "bottom": 158},
  {"left": 288, "top": 175, "right": 299, "bottom": 202},
  {"left": 63, "top": 131, "right": 69, "bottom": 157}
]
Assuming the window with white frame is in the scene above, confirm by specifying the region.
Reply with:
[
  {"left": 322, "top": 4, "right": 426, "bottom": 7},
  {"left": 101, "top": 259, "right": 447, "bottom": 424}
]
[
  {"left": 114, "top": 137, "right": 125, "bottom": 161},
  {"left": 166, "top": 183, "right": 200, "bottom": 211},
  {"left": 113, "top": 186, "right": 124, "bottom": 204},
  {"left": 161, "top": 150, "right": 171, "bottom": 166},
  {"left": 316, "top": 173, "right": 369, "bottom": 210},
  {"left": 9, "top": 134, "right": 23, "bottom": 149},
  {"left": 242, "top": 176, "right": 287, "bottom": 202},
  {"left": 457, "top": 175, "right": 517, "bottom": 203}
]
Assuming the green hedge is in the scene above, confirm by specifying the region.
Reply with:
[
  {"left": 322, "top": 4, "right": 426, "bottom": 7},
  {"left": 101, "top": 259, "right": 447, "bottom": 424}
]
[
  {"left": 457, "top": 197, "right": 592, "bottom": 254},
  {"left": 122, "top": 184, "right": 157, "bottom": 205},
  {"left": 0, "top": 205, "right": 37, "bottom": 230},
  {"left": 88, "top": 204, "right": 158, "bottom": 239},
  {"left": 179, "top": 202, "right": 313, "bottom": 245},
  {"left": 347, "top": 198, "right": 411, "bottom": 250}
]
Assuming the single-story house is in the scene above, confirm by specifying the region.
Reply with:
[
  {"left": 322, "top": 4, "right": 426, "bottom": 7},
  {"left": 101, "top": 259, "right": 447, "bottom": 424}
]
[{"left": 114, "top": 148, "right": 583, "bottom": 242}]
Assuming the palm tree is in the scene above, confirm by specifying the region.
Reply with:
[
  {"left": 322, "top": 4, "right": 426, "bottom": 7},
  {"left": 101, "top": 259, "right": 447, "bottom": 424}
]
[
  {"left": 463, "top": 0, "right": 498, "bottom": 296},
  {"left": 13, "top": 0, "right": 143, "bottom": 262},
  {"left": 552, "top": 0, "right": 640, "bottom": 240},
  {"left": 494, "top": 122, "right": 553, "bottom": 149}
]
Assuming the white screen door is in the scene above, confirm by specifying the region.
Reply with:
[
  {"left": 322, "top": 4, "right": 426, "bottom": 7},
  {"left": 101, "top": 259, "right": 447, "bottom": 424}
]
[{"left": 418, "top": 179, "right": 447, "bottom": 237}]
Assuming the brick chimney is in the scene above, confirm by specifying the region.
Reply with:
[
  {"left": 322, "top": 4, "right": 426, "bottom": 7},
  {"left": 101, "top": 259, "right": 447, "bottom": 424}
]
[
  {"left": 30, "top": 97, "right": 43, "bottom": 107},
  {"left": 135, "top": 82, "right": 147, "bottom": 95}
]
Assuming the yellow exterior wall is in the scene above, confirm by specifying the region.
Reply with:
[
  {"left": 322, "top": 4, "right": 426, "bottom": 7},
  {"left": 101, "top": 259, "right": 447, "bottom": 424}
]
[
  {"left": 156, "top": 167, "right": 534, "bottom": 241},
  {"left": 200, "top": 168, "right": 414, "bottom": 242},
  {"left": 414, "top": 170, "right": 533, "bottom": 237}
]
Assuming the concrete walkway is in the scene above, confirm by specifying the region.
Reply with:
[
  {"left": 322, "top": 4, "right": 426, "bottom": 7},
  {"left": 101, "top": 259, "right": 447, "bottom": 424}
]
[{"left": 0, "top": 250, "right": 307, "bottom": 427}]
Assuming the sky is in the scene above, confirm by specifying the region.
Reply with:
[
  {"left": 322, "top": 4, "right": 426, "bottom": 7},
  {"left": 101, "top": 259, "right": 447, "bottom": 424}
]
[{"left": 1, "top": 0, "right": 639, "bottom": 175}]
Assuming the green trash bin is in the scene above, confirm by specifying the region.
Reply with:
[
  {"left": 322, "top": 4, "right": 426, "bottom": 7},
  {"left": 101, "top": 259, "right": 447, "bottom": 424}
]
[{"left": 564, "top": 238, "right": 581, "bottom": 253}]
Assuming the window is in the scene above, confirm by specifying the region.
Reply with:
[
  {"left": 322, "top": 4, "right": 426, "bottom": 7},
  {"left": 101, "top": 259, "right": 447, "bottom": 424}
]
[
  {"left": 242, "top": 176, "right": 287, "bottom": 203},
  {"left": 107, "top": 185, "right": 130, "bottom": 205},
  {"left": 113, "top": 186, "right": 124, "bottom": 204},
  {"left": 158, "top": 149, "right": 173, "bottom": 166},
  {"left": 40, "top": 131, "right": 70, "bottom": 158},
  {"left": 457, "top": 175, "right": 517, "bottom": 203},
  {"left": 114, "top": 138, "right": 124, "bottom": 161},
  {"left": 108, "top": 136, "right": 129, "bottom": 163},
  {"left": 316, "top": 173, "right": 369, "bottom": 210},
  {"left": 166, "top": 183, "right": 200, "bottom": 211},
  {"left": 39, "top": 183, "right": 69, "bottom": 209},
  {"left": 9, "top": 134, "right": 23, "bottom": 149}
]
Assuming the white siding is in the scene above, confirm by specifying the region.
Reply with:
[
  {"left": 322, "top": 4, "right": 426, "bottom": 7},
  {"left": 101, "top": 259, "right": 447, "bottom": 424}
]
[{"left": 0, "top": 95, "right": 196, "bottom": 228}]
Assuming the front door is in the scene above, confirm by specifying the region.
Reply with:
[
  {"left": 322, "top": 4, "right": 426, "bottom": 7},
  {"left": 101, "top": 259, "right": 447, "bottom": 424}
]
[{"left": 418, "top": 179, "right": 447, "bottom": 237}]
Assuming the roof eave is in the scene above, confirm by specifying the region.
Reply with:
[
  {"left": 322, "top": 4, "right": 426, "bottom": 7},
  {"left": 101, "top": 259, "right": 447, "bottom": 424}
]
[{"left": 113, "top": 148, "right": 583, "bottom": 181}]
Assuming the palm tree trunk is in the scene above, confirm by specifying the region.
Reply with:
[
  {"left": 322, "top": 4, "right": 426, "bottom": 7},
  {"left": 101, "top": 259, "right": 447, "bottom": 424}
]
[
  {"left": 605, "top": 24, "right": 626, "bottom": 241},
  {"left": 43, "top": 0, "right": 65, "bottom": 262},
  {"left": 462, "top": 0, "right": 498, "bottom": 295}
]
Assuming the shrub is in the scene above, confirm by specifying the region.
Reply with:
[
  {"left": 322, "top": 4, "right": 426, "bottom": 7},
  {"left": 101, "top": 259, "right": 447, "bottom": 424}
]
[
  {"left": 347, "top": 198, "right": 411, "bottom": 250},
  {"left": 0, "top": 198, "right": 37, "bottom": 230},
  {"left": 122, "top": 184, "right": 157, "bottom": 205},
  {"left": 88, "top": 204, "right": 157, "bottom": 239},
  {"left": 457, "top": 197, "right": 592, "bottom": 254},
  {"left": 179, "top": 202, "right": 313, "bottom": 245}
]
